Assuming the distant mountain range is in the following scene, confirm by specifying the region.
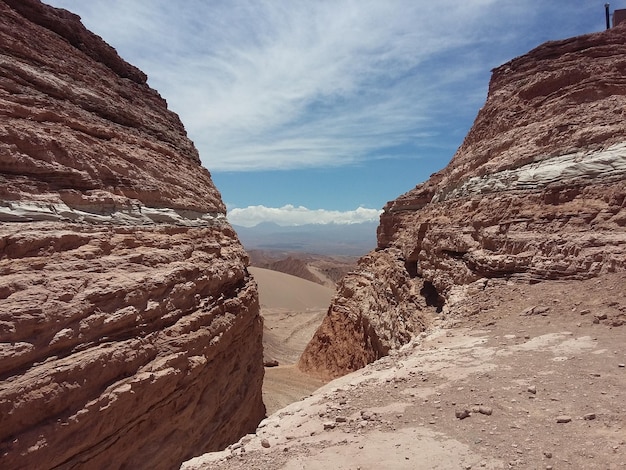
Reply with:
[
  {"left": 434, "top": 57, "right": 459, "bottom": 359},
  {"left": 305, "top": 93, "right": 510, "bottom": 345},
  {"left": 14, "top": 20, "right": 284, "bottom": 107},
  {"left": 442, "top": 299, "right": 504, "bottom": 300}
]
[{"left": 232, "top": 221, "right": 378, "bottom": 256}]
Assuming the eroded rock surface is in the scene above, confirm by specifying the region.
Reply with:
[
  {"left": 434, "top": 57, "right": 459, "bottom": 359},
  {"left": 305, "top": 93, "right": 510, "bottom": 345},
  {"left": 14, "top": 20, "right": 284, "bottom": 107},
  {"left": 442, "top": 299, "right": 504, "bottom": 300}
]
[
  {"left": 0, "top": 1, "right": 264, "bottom": 469},
  {"left": 301, "top": 24, "right": 626, "bottom": 377},
  {"left": 299, "top": 249, "right": 431, "bottom": 379}
]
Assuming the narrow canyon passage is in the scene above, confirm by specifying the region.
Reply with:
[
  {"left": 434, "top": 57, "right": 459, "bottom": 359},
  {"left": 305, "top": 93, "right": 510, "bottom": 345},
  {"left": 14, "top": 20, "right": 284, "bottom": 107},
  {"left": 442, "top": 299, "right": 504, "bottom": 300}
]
[{"left": 249, "top": 267, "right": 334, "bottom": 414}]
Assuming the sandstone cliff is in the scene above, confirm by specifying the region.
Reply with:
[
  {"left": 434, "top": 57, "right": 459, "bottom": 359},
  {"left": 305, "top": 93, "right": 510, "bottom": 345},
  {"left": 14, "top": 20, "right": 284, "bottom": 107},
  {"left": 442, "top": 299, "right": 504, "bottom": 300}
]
[
  {"left": 0, "top": 1, "right": 264, "bottom": 469},
  {"left": 300, "top": 24, "right": 626, "bottom": 378}
]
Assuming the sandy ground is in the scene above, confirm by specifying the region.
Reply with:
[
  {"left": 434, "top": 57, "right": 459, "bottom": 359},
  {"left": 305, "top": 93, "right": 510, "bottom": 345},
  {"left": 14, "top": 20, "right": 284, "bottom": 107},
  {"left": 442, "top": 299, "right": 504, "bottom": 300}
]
[
  {"left": 184, "top": 272, "right": 626, "bottom": 470},
  {"left": 250, "top": 267, "right": 334, "bottom": 415},
  {"left": 250, "top": 267, "right": 336, "bottom": 312}
]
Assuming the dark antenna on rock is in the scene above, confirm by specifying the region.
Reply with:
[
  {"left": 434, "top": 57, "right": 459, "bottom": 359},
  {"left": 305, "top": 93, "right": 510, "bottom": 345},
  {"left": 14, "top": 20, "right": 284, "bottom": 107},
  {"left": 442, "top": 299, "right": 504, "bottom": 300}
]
[{"left": 605, "top": 3, "right": 611, "bottom": 29}]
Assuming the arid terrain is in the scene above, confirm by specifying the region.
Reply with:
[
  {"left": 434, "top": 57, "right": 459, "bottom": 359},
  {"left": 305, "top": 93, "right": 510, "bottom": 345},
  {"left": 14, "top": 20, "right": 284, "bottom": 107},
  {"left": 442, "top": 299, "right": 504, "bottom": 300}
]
[
  {"left": 2, "top": 2, "right": 625, "bottom": 469},
  {"left": 185, "top": 271, "right": 626, "bottom": 469},
  {"left": 235, "top": 222, "right": 378, "bottom": 258},
  {"left": 248, "top": 250, "right": 359, "bottom": 288},
  {"left": 251, "top": 267, "right": 334, "bottom": 415}
]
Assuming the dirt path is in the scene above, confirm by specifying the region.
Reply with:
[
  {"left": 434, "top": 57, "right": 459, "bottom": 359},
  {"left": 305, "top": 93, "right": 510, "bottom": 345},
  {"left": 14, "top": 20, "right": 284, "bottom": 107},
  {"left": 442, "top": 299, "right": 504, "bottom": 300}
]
[
  {"left": 263, "top": 308, "right": 327, "bottom": 365},
  {"left": 250, "top": 267, "right": 334, "bottom": 415},
  {"left": 262, "top": 366, "right": 325, "bottom": 417},
  {"left": 262, "top": 308, "right": 328, "bottom": 415}
]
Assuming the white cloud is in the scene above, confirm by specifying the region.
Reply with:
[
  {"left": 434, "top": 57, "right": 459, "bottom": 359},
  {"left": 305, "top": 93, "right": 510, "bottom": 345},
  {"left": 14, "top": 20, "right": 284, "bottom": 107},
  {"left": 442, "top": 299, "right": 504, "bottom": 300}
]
[
  {"left": 227, "top": 204, "right": 382, "bottom": 227},
  {"left": 162, "top": 0, "right": 502, "bottom": 171},
  {"left": 43, "top": 0, "right": 529, "bottom": 172}
]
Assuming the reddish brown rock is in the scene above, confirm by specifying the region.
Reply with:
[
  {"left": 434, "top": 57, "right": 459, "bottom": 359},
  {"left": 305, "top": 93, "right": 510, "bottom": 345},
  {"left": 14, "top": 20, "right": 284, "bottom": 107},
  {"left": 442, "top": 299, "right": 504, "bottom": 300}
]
[
  {"left": 0, "top": 0, "right": 221, "bottom": 214},
  {"left": 302, "top": 25, "right": 626, "bottom": 377},
  {"left": 380, "top": 24, "right": 626, "bottom": 293},
  {"left": 0, "top": 1, "right": 264, "bottom": 469},
  {"left": 299, "top": 249, "right": 431, "bottom": 379}
]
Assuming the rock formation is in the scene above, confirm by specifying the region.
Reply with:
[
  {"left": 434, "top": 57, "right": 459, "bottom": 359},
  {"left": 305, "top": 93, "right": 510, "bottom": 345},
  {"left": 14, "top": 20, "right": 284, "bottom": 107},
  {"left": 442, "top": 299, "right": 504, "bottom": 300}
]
[
  {"left": 298, "top": 248, "right": 431, "bottom": 378},
  {"left": 300, "top": 24, "right": 626, "bottom": 378},
  {"left": 0, "top": 1, "right": 265, "bottom": 469}
]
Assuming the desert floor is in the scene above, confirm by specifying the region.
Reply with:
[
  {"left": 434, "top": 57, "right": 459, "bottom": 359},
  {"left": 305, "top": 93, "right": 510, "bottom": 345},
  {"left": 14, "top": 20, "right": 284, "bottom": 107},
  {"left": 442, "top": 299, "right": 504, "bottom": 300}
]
[
  {"left": 185, "top": 271, "right": 626, "bottom": 470},
  {"left": 250, "top": 267, "right": 334, "bottom": 415}
]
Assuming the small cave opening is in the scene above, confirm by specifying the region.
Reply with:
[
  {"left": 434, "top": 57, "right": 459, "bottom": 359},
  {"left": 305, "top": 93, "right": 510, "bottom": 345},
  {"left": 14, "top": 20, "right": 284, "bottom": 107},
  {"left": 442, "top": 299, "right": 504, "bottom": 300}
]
[
  {"left": 420, "top": 280, "right": 445, "bottom": 313},
  {"left": 404, "top": 259, "right": 419, "bottom": 278}
]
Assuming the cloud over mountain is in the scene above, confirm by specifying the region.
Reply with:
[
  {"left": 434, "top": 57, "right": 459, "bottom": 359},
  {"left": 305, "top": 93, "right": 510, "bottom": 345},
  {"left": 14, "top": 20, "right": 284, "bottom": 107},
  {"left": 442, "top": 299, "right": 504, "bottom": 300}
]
[{"left": 227, "top": 204, "right": 382, "bottom": 227}]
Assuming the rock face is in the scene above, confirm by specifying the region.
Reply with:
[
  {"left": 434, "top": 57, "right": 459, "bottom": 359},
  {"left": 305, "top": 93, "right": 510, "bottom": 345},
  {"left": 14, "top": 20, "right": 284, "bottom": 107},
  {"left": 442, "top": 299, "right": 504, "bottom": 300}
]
[
  {"left": 0, "top": 1, "right": 265, "bottom": 469},
  {"left": 300, "top": 24, "right": 626, "bottom": 378},
  {"left": 298, "top": 249, "right": 431, "bottom": 378}
]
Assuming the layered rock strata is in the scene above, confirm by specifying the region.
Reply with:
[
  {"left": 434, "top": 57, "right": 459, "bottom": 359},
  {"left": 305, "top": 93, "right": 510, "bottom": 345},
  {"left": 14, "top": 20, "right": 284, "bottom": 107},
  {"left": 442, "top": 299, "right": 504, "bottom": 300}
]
[
  {"left": 0, "top": 1, "right": 264, "bottom": 469},
  {"left": 301, "top": 24, "right": 626, "bottom": 378}
]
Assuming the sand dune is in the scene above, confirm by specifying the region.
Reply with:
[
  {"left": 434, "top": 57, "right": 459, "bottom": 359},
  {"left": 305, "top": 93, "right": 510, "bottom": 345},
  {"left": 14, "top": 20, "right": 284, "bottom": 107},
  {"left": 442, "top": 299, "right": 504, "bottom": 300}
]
[
  {"left": 249, "top": 266, "right": 335, "bottom": 310},
  {"left": 249, "top": 267, "right": 334, "bottom": 414}
]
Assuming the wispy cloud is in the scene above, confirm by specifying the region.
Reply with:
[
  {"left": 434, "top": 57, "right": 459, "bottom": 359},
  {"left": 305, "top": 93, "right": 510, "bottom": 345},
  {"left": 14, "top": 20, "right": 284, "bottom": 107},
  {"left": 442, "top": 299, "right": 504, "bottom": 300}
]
[
  {"left": 46, "top": 0, "right": 601, "bottom": 173},
  {"left": 227, "top": 204, "right": 382, "bottom": 227},
  {"left": 164, "top": 0, "right": 502, "bottom": 171}
]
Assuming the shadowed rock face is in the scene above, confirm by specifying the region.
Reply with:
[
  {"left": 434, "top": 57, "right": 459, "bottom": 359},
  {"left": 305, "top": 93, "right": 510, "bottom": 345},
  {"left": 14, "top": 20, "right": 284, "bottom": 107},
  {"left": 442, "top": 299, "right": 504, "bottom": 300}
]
[
  {"left": 0, "top": 1, "right": 264, "bottom": 469},
  {"left": 301, "top": 25, "right": 626, "bottom": 379}
]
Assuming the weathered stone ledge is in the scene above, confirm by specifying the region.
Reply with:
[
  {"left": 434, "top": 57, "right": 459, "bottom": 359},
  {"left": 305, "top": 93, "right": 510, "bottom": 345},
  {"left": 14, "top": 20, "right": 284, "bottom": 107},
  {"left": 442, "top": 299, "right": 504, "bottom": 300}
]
[
  {"left": 435, "top": 142, "right": 626, "bottom": 203},
  {"left": 0, "top": 199, "right": 226, "bottom": 226}
]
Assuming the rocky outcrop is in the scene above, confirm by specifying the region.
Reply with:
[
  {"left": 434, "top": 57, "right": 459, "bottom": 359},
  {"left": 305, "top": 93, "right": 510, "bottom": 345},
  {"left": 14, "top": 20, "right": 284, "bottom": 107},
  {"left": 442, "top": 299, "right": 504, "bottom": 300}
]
[
  {"left": 298, "top": 249, "right": 432, "bottom": 378},
  {"left": 301, "top": 24, "right": 626, "bottom": 377},
  {"left": 0, "top": 1, "right": 264, "bottom": 469}
]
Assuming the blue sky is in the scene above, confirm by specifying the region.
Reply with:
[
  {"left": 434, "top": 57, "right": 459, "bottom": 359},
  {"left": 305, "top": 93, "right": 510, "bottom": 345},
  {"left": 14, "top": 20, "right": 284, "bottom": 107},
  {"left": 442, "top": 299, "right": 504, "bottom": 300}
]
[{"left": 44, "top": 0, "right": 609, "bottom": 226}]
